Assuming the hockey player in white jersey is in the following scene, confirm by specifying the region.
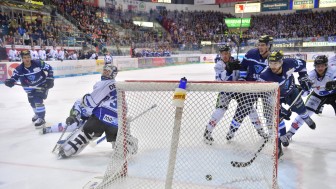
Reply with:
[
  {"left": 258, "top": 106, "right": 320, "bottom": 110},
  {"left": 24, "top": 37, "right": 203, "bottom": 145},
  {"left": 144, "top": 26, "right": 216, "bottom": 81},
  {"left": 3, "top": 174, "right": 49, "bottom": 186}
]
[
  {"left": 7, "top": 45, "right": 21, "bottom": 62},
  {"left": 104, "top": 52, "right": 113, "bottom": 65},
  {"left": 38, "top": 45, "right": 47, "bottom": 61},
  {"left": 48, "top": 46, "right": 58, "bottom": 61},
  {"left": 281, "top": 55, "right": 336, "bottom": 147},
  {"left": 30, "top": 46, "right": 39, "bottom": 60},
  {"left": 56, "top": 65, "right": 138, "bottom": 158},
  {"left": 328, "top": 48, "right": 336, "bottom": 68}
]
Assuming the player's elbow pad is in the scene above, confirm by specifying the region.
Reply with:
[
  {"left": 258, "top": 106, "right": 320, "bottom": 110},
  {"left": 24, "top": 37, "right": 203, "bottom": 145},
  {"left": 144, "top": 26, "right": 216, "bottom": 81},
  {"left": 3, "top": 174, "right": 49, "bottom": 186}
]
[{"left": 82, "top": 94, "right": 96, "bottom": 108}]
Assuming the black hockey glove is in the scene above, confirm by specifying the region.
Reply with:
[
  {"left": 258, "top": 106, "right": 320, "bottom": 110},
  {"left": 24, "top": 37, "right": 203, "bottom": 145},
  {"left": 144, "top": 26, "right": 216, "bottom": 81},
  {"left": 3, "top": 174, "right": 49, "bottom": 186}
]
[
  {"left": 298, "top": 75, "right": 312, "bottom": 92},
  {"left": 45, "top": 77, "right": 54, "bottom": 89},
  {"left": 325, "top": 80, "right": 336, "bottom": 91},
  {"left": 66, "top": 115, "right": 79, "bottom": 125},
  {"left": 226, "top": 59, "right": 241, "bottom": 72},
  {"left": 66, "top": 109, "right": 80, "bottom": 125},
  {"left": 4, "top": 79, "right": 15, "bottom": 88},
  {"left": 280, "top": 106, "right": 292, "bottom": 121}
]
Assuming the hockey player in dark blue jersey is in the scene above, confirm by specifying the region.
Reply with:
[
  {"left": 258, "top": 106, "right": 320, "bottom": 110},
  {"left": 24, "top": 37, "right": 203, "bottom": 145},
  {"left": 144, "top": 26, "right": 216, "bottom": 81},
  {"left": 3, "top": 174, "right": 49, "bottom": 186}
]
[
  {"left": 225, "top": 35, "right": 274, "bottom": 141},
  {"left": 239, "top": 35, "right": 273, "bottom": 81},
  {"left": 4, "top": 50, "right": 54, "bottom": 128},
  {"left": 259, "top": 50, "right": 316, "bottom": 158}
]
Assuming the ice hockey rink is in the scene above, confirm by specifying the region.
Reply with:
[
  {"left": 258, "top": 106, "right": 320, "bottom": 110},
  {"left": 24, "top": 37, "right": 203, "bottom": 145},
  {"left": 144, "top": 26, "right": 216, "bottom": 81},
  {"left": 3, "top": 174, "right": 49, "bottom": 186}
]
[{"left": 0, "top": 63, "right": 335, "bottom": 189}]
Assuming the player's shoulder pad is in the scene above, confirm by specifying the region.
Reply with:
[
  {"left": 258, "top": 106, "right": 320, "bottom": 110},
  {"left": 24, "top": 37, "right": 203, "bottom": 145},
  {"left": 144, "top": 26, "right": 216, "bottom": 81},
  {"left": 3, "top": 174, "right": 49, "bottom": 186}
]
[{"left": 244, "top": 48, "right": 259, "bottom": 59}]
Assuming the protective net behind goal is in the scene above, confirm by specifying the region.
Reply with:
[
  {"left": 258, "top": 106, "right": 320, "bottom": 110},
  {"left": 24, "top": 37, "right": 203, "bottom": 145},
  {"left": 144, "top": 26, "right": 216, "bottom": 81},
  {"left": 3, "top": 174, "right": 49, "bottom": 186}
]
[{"left": 93, "top": 80, "right": 280, "bottom": 189}]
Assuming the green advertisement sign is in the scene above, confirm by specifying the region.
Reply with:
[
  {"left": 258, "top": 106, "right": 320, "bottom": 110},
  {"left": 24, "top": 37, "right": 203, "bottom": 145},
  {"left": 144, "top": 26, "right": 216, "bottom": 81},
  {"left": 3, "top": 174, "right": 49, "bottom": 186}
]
[
  {"left": 262, "top": 2, "right": 289, "bottom": 11},
  {"left": 224, "top": 18, "right": 251, "bottom": 28}
]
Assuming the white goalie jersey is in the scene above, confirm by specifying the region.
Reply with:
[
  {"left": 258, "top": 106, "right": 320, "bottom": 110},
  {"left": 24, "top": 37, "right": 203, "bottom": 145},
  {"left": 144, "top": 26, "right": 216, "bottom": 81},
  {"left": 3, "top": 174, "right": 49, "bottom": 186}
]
[{"left": 308, "top": 66, "right": 336, "bottom": 96}]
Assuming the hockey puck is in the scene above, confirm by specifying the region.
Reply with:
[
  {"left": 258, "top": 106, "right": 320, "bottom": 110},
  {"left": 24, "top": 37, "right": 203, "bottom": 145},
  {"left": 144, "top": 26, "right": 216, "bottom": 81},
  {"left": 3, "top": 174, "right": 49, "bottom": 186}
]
[{"left": 205, "top": 174, "right": 212, "bottom": 181}]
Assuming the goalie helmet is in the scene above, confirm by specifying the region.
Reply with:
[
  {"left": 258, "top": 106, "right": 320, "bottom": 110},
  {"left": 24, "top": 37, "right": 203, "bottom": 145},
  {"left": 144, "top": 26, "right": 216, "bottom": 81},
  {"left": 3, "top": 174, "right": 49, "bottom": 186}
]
[
  {"left": 314, "top": 55, "right": 328, "bottom": 66},
  {"left": 268, "top": 50, "right": 284, "bottom": 62},
  {"left": 258, "top": 35, "right": 273, "bottom": 45},
  {"left": 103, "top": 64, "right": 118, "bottom": 79},
  {"left": 219, "top": 45, "right": 231, "bottom": 53}
]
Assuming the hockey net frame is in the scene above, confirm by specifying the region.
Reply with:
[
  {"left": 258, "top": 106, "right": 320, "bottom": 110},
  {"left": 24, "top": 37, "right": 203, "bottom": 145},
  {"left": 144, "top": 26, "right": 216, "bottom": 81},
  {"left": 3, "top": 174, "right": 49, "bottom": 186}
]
[{"left": 86, "top": 80, "right": 280, "bottom": 189}]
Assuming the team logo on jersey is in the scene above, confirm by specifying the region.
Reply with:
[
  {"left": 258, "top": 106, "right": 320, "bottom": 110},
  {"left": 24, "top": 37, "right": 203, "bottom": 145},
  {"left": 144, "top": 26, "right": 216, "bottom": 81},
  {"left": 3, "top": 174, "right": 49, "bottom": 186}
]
[
  {"left": 33, "top": 67, "right": 41, "bottom": 72},
  {"left": 27, "top": 75, "right": 36, "bottom": 80},
  {"left": 254, "top": 65, "right": 264, "bottom": 73}
]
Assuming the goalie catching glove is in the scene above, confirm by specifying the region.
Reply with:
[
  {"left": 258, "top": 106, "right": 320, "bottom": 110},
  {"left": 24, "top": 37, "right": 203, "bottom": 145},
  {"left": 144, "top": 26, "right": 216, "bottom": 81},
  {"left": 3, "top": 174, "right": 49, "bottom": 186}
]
[
  {"left": 325, "top": 80, "right": 336, "bottom": 91},
  {"left": 298, "top": 74, "right": 313, "bottom": 91},
  {"left": 226, "top": 59, "right": 241, "bottom": 72}
]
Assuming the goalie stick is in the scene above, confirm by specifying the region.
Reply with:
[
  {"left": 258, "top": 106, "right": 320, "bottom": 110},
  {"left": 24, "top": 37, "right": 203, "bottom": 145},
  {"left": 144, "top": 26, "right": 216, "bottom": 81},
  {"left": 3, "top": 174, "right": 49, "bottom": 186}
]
[
  {"left": 231, "top": 90, "right": 303, "bottom": 168},
  {"left": 89, "top": 104, "right": 158, "bottom": 147},
  {"left": 51, "top": 122, "right": 72, "bottom": 153}
]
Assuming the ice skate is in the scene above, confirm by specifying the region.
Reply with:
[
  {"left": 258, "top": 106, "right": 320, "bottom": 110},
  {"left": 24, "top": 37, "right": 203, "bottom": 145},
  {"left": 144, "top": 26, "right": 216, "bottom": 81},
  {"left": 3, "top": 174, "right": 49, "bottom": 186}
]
[
  {"left": 57, "top": 147, "right": 68, "bottom": 159},
  {"left": 278, "top": 144, "right": 284, "bottom": 159},
  {"left": 226, "top": 128, "right": 238, "bottom": 141},
  {"left": 32, "top": 114, "right": 38, "bottom": 122},
  {"left": 39, "top": 127, "right": 51, "bottom": 135},
  {"left": 34, "top": 118, "right": 46, "bottom": 129},
  {"left": 256, "top": 128, "right": 269, "bottom": 139},
  {"left": 302, "top": 116, "right": 316, "bottom": 130},
  {"left": 280, "top": 131, "right": 294, "bottom": 147},
  {"left": 203, "top": 129, "right": 214, "bottom": 145}
]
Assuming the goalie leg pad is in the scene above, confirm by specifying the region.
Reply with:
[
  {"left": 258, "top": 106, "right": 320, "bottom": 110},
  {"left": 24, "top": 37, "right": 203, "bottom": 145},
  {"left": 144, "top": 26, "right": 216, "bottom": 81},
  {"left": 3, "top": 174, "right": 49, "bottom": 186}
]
[{"left": 60, "top": 128, "right": 94, "bottom": 157}]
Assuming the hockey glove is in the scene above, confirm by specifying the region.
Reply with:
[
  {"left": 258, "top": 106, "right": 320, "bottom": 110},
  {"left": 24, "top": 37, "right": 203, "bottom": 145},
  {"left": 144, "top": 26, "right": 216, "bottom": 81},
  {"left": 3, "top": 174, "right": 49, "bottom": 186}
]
[
  {"left": 325, "top": 80, "right": 336, "bottom": 91},
  {"left": 45, "top": 77, "right": 54, "bottom": 89},
  {"left": 4, "top": 79, "right": 15, "bottom": 88},
  {"left": 226, "top": 59, "right": 241, "bottom": 72},
  {"left": 298, "top": 75, "right": 312, "bottom": 92},
  {"left": 280, "top": 106, "right": 292, "bottom": 121},
  {"left": 66, "top": 109, "right": 80, "bottom": 125},
  {"left": 66, "top": 115, "right": 79, "bottom": 125}
]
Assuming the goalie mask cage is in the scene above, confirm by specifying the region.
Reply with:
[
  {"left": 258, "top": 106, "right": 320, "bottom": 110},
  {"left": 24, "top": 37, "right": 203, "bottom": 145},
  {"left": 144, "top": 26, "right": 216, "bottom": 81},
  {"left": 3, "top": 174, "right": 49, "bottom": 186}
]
[{"left": 91, "top": 81, "right": 280, "bottom": 189}]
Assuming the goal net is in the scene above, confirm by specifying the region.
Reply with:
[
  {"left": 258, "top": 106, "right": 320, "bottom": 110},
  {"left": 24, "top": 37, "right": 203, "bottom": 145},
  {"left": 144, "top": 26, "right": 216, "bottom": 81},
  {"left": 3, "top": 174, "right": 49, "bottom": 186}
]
[{"left": 88, "top": 80, "right": 280, "bottom": 189}]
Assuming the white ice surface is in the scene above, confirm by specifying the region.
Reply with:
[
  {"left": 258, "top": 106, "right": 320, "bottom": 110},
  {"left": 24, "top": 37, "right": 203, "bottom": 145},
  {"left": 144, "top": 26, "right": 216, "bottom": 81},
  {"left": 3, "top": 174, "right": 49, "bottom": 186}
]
[{"left": 0, "top": 63, "right": 335, "bottom": 189}]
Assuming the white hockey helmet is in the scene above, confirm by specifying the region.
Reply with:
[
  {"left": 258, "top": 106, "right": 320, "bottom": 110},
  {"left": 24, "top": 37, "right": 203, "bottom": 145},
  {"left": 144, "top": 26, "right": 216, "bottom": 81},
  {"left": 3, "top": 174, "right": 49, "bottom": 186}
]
[{"left": 103, "top": 64, "right": 118, "bottom": 79}]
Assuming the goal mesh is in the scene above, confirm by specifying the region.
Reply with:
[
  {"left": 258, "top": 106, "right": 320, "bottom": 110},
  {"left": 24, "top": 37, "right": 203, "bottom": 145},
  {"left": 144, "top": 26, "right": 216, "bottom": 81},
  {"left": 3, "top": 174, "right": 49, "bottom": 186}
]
[{"left": 94, "top": 81, "right": 280, "bottom": 189}]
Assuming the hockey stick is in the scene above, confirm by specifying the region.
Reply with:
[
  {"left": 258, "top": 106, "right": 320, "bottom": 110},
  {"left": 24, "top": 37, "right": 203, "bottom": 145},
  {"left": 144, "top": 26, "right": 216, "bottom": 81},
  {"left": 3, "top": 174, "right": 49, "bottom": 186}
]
[
  {"left": 231, "top": 90, "right": 304, "bottom": 168},
  {"left": 230, "top": 1, "right": 247, "bottom": 81},
  {"left": 15, "top": 83, "right": 43, "bottom": 90},
  {"left": 51, "top": 123, "right": 71, "bottom": 153},
  {"left": 89, "top": 104, "right": 158, "bottom": 147}
]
